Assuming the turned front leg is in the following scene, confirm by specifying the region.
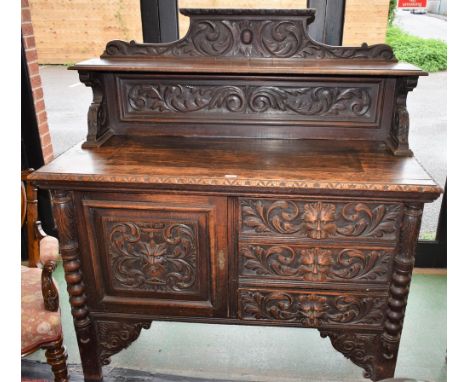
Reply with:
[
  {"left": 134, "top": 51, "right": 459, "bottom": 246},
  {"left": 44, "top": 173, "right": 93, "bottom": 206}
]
[
  {"left": 42, "top": 337, "right": 69, "bottom": 382},
  {"left": 379, "top": 203, "right": 423, "bottom": 374},
  {"left": 51, "top": 190, "right": 103, "bottom": 381},
  {"left": 320, "top": 203, "right": 423, "bottom": 381}
]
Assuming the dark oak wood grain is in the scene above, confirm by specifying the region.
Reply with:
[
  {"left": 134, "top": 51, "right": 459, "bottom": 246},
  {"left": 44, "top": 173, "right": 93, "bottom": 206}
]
[
  {"left": 71, "top": 57, "right": 426, "bottom": 76},
  {"left": 29, "top": 8, "right": 441, "bottom": 382},
  {"left": 30, "top": 136, "right": 440, "bottom": 197}
]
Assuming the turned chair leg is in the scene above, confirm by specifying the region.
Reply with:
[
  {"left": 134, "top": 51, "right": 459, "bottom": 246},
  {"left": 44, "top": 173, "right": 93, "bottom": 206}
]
[{"left": 42, "top": 336, "right": 69, "bottom": 382}]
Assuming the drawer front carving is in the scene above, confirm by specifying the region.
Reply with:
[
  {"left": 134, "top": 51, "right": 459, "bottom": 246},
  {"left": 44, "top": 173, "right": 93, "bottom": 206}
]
[
  {"left": 239, "top": 289, "right": 386, "bottom": 328},
  {"left": 239, "top": 243, "right": 393, "bottom": 283},
  {"left": 240, "top": 199, "right": 402, "bottom": 242},
  {"left": 117, "top": 75, "right": 382, "bottom": 127},
  {"left": 79, "top": 193, "right": 228, "bottom": 317}
]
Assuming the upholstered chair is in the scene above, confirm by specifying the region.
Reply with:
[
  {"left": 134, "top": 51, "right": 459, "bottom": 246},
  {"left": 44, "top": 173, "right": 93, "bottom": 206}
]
[{"left": 21, "top": 176, "right": 69, "bottom": 382}]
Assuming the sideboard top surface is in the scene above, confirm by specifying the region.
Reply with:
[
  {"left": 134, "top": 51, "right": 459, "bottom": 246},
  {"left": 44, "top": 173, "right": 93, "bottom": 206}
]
[{"left": 30, "top": 136, "right": 440, "bottom": 197}]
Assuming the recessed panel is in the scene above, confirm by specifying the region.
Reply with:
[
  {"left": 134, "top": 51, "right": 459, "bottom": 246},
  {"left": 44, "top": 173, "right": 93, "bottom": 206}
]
[
  {"left": 78, "top": 194, "right": 227, "bottom": 317},
  {"left": 117, "top": 75, "right": 383, "bottom": 128}
]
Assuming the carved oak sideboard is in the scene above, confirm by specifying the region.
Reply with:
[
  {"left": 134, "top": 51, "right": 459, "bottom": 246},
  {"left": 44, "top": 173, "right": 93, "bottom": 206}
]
[{"left": 29, "top": 8, "right": 442, "bottom": 382}]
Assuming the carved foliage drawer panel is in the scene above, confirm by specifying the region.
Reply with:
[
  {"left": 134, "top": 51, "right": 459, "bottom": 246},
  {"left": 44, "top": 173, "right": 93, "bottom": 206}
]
[
  {"left": 116, "top": 74, "right": 383, "bottom": 127},
  {"left": 78, "top": 193, "right": 228, "bottom": 317},
  {"left": 238, "top": 288, "right": 386, "bottom": 329},
  {"left": 239, "top": 198, "right": 403, "bottom": 243},
  {"left": 239, "top": 243, "right": 394, "bottom": 284}
]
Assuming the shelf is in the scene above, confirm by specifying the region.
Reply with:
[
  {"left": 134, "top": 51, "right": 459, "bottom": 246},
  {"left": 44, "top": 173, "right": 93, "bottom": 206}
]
[
  {"left": 70, "top": 57, "right": 426, "bottom": 77},
  {"left": 30, "top": 136, "right": 441, "bottom": 198}
]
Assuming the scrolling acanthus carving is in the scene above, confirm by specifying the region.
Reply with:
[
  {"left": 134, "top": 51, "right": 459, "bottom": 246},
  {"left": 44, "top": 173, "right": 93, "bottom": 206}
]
[
  {"left": 106, "top": 221, "right": 198, "bottom": 292},
  {"left": 239, "top": 290, "right": 385, "bottom": 327},
  {"left": 320, "top": 330, "right": 378, "bottom": 380},
  {"left": 96, "top": 320, "right": 152, "bottom": 366},
  {"left": 126, "top": 84, "right": 372, "bottom": 117},
  {"left": 240, "top": 245, "right": 392, "bottom": 282},
  {"left": 102, "top": 9, "right": 395, "bottom": 60},
  {"left": 241, "top": 199, "right": 401, "bottom": 240}
]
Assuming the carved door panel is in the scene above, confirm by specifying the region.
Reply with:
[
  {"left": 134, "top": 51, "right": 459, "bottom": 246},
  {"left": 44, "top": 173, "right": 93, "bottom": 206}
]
[{"left": 76, "top": 192, "right": 228, "bottom": 318}]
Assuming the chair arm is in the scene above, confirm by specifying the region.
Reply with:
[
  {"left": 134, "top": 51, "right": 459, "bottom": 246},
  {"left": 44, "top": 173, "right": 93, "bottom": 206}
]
[
  {"left": 35, "top": 220, "right": 47, "bottom": 241},
  {"left": 39, "top": 233, "right": 60, "bottom": 265},
  {"left": 42, "top": 260, "right": 59, "bottom": 312},
  {"left": 39, "top": 231, "right": 60, "bottom": 312}
]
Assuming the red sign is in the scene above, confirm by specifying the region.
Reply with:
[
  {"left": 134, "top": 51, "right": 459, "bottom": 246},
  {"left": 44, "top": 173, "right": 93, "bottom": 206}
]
[{"left": 398, "top": 0, "right": 427, "bottom": 8}]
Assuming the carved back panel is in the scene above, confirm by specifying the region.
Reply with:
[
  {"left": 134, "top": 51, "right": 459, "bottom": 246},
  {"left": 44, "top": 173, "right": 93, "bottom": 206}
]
[
  {"left": 73, "top": 8, "right": 423, "bottom": 155},
  {"left": 105, "top": 74, "right": 391, "bottom": 141}
]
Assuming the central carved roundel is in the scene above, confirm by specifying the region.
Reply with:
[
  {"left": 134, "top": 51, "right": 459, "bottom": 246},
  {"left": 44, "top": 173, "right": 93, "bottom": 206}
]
[{"left": 241, "top": 29, "right": 253, "bottom": 44}]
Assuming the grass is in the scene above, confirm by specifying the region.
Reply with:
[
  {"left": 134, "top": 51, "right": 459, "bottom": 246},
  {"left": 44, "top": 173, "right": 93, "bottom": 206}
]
[
  {"left": 388, "top": 0, "right": 397, "bottom": 25},
  {"left": 386, "top": 26, "right": 447, "bottom": 72},
  {"left": 419, "top": 231, "right": 436, "bottom": 241}
]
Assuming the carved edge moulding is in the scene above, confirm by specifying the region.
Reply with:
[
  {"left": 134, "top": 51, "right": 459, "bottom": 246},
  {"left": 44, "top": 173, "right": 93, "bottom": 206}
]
[
  {"left": 101, "top": 9, "right": 395, "bottom": 60},
  {"left": 33, "top": 173, "right": 443, "bottom": 195}
]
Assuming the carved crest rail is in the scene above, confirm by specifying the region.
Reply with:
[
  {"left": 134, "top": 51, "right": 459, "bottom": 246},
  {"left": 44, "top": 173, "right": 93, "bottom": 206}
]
[{"left": 103, "top": 9, "right": 395, "bottom": 61}]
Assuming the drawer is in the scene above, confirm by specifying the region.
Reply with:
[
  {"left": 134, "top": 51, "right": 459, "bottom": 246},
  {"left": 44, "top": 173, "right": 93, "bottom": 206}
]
[
  {"left": 76, "top": 192, "right": 228, "bottom": 317},
  {"left": 238, "top": 288, "right": 386, "bottom": 329},
  {"left": 239, "top": 242, "right": 394, "bottom": 284},
  {"left": 239, "top": 198, "right": 402, "bottom": 243}
]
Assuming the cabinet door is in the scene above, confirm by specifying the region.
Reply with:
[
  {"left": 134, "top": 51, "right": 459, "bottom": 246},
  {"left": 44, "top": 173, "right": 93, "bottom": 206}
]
[{"left": 76, "top": 192, "right": 228, "bottom": 318}]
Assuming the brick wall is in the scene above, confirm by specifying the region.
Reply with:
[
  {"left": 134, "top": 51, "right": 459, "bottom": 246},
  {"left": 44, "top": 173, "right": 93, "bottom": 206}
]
[
  {"left": 29, "top": 0, "right": 142, "bottom": 64},
  {"left": 22, "top": 0, "right": 54, "bottom": 164},
  {"left": 29, "top": 0, "right": 391, "bottom": 64},
  {"left": 342, "top": 0, "right": 390, "bottom": 46}
]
